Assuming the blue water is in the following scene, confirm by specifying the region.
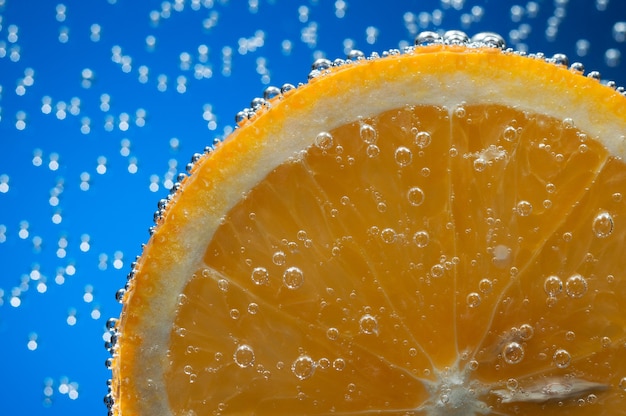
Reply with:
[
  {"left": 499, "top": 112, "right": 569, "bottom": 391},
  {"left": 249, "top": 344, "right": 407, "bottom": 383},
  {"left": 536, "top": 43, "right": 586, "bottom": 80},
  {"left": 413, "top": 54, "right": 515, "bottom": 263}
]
[{"left": 1, "top": 0, "right": 625, "bottom": 414}]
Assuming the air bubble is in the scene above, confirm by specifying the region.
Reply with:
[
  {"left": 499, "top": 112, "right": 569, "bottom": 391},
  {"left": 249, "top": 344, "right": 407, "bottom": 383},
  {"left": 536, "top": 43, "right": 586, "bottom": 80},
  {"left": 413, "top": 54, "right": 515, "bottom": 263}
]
[
  {"left": 502, "top": 126, "right": 518, "bottom": 142},
  {"left": 247, "top": 302, "right": 258, "bottom": 314},
  {"left": 412, "top": 230, "right": 429, "bottom": 248},
  {"left": 592, "top": 211, "right": 614, "bottom": 238},
  {"left": 317, "top": 358, "right": 330, "bottom": 369},
  {"left": 251, "top": 267, "right": 269, "bottom": 285},
  {"left": 292, "top": 355, "right": 316, "bottom": 380},
  {"left": 502, "top": 342, "right": 524, "bottom": 364},
  {"left": 272, "top": 251, "right": 286, "bottom": 266},
  {"left": 407, "top": 186, "right": 425, "bottom": 206},
  {"left": 366, "top": 144, "right": 380, "bottom": 158},
  {"left": 544, "top": 275, "right": 563, "bottom": 297},
  {"left": 233, "top": 344, "right": 255, "bottom": 368},
  {"left": 380, "top": 228, "right": 397, "bottom": 244},
  {"left": 430, "top": 264, "right": 445, "bottom": 278},
  {"left": 518, "top": 324, "right": 534, "bottom": 341},
  {"left": 333, "top": 358, "right": 346, "bottom": 371},
  {"left": 217, "top": 278, "right": 229, "bottom": 292},
  {"left": 415, "top": 131, "right": 431, "bottom": 148},
  {"left": 359, "top": 314, "right": 378, "bottom": 335},
  {"left": 314, "top": 132, "right": 334, "bottom": 150},
  {"left": 565, "top": 274, "right": 587, "bottom": 298},
  {"left": 478, "top": 278, "right": 493, "bottom": 294},
  {"left": 553, "top": 348, "right": 571, "bottom": 368},
  {"left": 359, "top": 124, "right": 377, "bottom": 143},
  {"left": 516, "top": 200, "right": 533, "bottom": 217},
  {"left": 394, "top": 146, "right": 413, "bottom": 167},
  {"left": 473, "top": 158, "right": 487, "bottom": 172},
  {"left": 466, "top": 292, "right": 481, "bottom": 308},
  {"left": 283, "top": 266, "right": 304, "bottom": 289},
  {"left": 326, "top": 327, "right": 339, "bottom": 340},
  {"left": 506, "top": 378, "right": 519, "bottom": 391},
  {"left": 619, "top": 377, "right": 626, "bottom": 391}
]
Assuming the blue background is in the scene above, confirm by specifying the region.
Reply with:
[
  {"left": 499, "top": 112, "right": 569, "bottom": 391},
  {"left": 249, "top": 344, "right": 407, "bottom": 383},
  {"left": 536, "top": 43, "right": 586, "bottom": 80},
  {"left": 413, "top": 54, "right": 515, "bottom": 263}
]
[{"left": 1, "top": 0, "right": 625, "bottom": 414}]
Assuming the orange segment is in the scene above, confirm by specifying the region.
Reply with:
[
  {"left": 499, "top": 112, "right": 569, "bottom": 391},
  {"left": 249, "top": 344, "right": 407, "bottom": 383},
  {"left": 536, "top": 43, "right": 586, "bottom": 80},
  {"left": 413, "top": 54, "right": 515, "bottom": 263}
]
[{"left": 110, "top": 42, "right": 626, "bottom": 415}]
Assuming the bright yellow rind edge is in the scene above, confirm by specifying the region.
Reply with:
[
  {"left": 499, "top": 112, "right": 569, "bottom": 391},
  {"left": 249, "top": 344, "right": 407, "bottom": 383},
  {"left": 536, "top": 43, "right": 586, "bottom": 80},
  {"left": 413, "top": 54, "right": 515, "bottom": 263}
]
[{"left": 111, "top": 44, "right": 626, "bottom": 416}]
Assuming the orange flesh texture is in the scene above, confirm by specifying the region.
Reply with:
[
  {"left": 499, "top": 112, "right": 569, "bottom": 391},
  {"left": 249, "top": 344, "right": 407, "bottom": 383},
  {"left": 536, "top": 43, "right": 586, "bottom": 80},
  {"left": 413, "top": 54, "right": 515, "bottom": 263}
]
[
  {"left": 167, "top": 105, "right": 626, "bottom": 415},
  {"left": 112, "top": 46, "right": 626, "bottom": 415}
]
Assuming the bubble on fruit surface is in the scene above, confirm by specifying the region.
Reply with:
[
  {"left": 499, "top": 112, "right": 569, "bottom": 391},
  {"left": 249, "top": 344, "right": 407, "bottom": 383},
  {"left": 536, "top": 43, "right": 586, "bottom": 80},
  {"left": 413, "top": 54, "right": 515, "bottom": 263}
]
[
  {"left": 247, "top": 302, "right": 259, "bottom": 314},
  {"left": 518, "top": 324, "right": 534, "bottom": 341},
  {"left": 553, "top": 348, "right": 571, "bottom": 368},
  {"left": 233, "top": 344, "right": 255, "bottom": 368},
  {"left": 414, "top": 131, "right": 431, "bottom": 148},
  {"left": 506, "top": 378, "right": 519, "bottom": 391},
  {"left": 217, "top": 278, "right": 230, "bottom": 292},
  {"left": 502, "top": 125, "right": 518, "bottom": 142},
  {"left": 412, "top": 230, "right": 429, "bottom": 248},
  {"left": 272, "top": 251, "right": 286, "bottom": 266},
  {"left": 565, "top": 273, "right": 587, "bottom": 298},
  {"left": 251, "top": 267, "right": 269, "bottom": 285},
  {"left": 592, "top": 211, "right": 614, "bottom": 238},
  {"left": 326, "top": 327, "right": 339, "bottom": 340},
  {"left": 283, "top": 266, "right": 304, "bottom": 289},
  {"left": 380, "top": 228, "right": 397, "bottom": 244},
  {"left": 291, "top": 355, "right": 316, "bottom": 380},
  {"left": 314, "top": 131, "right": 334, "bottom": 150},
  {"left": 515, "top": 200, "right": 532, "bottom": 216},
  {"left": 407, "top": 186, "right": 425, "bottom": 206},
  {"left": 359, "top": 314, "right": 379, "bottom": 335},
  {"left": 473, "top": 157, "right": 487, "bottom": 172},
  {"left": 430, "top": 264, "right": 445, "bottom": 278},
  {"left": 394, "top": 146, "right": 413, "bottom": 167},
  {"left": 466, "top": 292, "right": 481, "bottom": 308},
  {"left": 502, "top": 342, "right": 524, "bottom": 364},
  {"left": 359, "top": 123, "right": 377, "bottom": 143},
  {"left": 454, "top": 105, "right": 467, "bottom": 118},
  {"left": 544, "top": 275, "right": 563, "bottom": 296},
  {"left": 333, "top": 358, "right": 346, "bottom": 371},
  {"left": 366, "top": 144, "right": 380, "bottom": 158},
  {"left": 478, "top": 278, "right": 493, "bottom": 294}
]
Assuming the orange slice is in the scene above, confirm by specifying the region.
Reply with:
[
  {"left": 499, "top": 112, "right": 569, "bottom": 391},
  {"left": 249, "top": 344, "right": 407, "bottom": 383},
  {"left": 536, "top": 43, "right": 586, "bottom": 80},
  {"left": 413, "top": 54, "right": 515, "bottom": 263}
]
[{"left": 108, "top": 33, "right": 626, "bottom": 416}]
